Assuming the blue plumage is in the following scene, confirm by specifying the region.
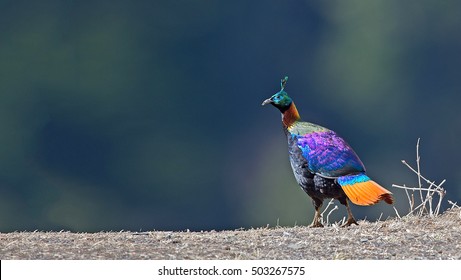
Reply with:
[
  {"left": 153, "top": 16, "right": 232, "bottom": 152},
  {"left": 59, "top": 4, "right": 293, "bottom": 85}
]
[
  {"left": 337, "top": 173, "right": 371, "bottom": 186},
  {"left": 295, "top": 130, "right": 365, "bottom": 178}
]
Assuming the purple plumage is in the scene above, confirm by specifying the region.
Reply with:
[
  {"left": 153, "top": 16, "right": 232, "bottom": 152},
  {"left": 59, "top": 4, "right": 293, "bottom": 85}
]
[{"left": 296, "top": 130, "right": 365, "bottom": 178}]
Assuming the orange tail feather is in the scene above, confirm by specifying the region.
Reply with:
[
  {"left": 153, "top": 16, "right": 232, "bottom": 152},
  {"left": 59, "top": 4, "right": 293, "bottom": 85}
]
[{"left": 341, "top": 180, "right": 394, "bottom": 206}]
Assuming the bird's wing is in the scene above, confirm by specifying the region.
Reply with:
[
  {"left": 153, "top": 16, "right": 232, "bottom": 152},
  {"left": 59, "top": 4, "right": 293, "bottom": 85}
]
[{"left": 294, "top": 129, "right": 366, "bottom": 178}]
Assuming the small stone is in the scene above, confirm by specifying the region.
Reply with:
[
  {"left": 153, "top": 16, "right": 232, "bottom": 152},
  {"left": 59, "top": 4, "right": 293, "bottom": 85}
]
[{"left": 287, "top": 243, "right": 303, "bottom": 249}]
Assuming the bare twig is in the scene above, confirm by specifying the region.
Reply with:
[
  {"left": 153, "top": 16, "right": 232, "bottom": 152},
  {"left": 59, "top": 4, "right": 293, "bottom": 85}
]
[
  {"left": 392, "top": 139, "right": 450, "bottom": 217},
  {"left": 392, "top": 184, "right": 444, "bottom": 192},
  {"left": 401, "top": 160, "right": 445, "bottom": 192},
  {"left": 326, "top": 205, "right": 338, "bottom": 225},
  {"left": 416, "top": 138, "right": 424, "bottom": 214},
  {"left": 320, "top": 199, "right": 336, "bottom": 226},
  {"left": 393, "top": 206, "right": 401, "bottom": 219},
  {"left": 448, "top": 200, "right": 459, "bottom": 209}
]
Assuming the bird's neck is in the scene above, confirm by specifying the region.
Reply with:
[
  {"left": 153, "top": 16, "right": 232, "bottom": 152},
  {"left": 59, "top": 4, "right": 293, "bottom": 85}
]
[{"left": 282, "top": 102, "right": 301, "bottom": 128}]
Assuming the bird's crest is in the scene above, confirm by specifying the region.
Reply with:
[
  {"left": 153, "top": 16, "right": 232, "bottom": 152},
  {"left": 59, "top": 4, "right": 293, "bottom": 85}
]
[{"left": 281, "top": 76, "right": 288, "bottom": 91}]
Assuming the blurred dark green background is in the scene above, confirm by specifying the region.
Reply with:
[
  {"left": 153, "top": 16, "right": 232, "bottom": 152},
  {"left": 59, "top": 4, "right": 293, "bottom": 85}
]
[{"left": 1, "top": 0, "right": 460, "bottom": 232}]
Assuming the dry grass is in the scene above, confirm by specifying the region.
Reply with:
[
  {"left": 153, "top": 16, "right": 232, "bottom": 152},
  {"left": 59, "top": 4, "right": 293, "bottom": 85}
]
[{"left": 1, "top": 209, "right": 460, "bottom": 260}]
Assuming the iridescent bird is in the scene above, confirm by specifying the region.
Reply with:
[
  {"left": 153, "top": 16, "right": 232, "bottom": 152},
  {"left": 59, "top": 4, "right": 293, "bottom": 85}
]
[{"left": 262, "top": 76, "right": 393, "bottom": 227}]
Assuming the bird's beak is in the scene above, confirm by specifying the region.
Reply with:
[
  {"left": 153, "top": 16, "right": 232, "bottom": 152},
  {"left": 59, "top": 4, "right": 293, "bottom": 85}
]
[{"left": 261, "top": 98, "right": 273, "bottom": 106}]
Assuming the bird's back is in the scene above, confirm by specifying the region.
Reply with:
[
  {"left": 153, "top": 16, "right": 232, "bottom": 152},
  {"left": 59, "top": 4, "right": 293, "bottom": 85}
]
[{"left": 287, "top": 120, "right": 365, "bottom": 179}]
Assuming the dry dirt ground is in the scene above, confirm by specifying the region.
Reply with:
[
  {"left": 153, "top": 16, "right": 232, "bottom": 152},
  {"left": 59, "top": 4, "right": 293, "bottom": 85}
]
[{"left": 1, "top": 209, "right": 461, "bottom": 260}]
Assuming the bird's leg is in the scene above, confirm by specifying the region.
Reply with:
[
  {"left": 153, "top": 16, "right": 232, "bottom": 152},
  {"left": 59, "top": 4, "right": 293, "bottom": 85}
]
[
  {"left": 309, "top": 204, "right": 324, "bottom": 228},
  {"left": 342, "top": 199, "right": 358, "bottom": 227}
]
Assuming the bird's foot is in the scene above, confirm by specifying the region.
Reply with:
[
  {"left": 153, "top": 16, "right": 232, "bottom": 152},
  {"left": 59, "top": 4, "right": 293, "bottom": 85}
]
[
  {"left": 308, "top": 221, "right": 324, "bottom": 228},
  {"left": 341, "top": 217, "right": 359, "bottom": 227}
]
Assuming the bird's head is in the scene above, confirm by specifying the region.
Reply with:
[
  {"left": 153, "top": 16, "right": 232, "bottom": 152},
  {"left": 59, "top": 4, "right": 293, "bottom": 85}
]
[{"left": 262, "top": 76, "right": 293, "bottom": 112}]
